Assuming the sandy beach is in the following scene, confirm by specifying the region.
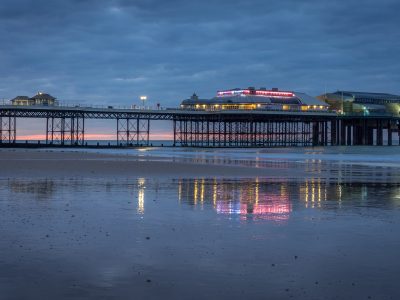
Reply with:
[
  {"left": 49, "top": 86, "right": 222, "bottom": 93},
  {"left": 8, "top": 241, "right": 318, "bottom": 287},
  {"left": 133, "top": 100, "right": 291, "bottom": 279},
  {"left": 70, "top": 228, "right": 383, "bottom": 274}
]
[
  {"left": 1, "top": 147, "right": 400, "bottom": 300},
  {"left": 0, "top": 148, "right": 291, "bottom": 178},
  {"left": 1, "top": 147, "right": 400, "bottom": 183}
]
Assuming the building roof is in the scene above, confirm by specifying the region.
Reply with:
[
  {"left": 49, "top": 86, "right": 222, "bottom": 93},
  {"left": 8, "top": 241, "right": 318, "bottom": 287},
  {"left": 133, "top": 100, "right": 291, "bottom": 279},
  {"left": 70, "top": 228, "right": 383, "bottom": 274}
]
[
  {"left": 30, "top": 92, "right": 56, "bottom": 100},
  {"left": 295, "top": 92, "right": 328, "bottom": 106},
  {"left": 181, "top": 91, "right": 327, "bottom": 106},
  {"left": 332, "top": 91, "right": 400, "bottom": 101},
  {"left": 11, "top": 96, "right": 30, "bottom": 101}
]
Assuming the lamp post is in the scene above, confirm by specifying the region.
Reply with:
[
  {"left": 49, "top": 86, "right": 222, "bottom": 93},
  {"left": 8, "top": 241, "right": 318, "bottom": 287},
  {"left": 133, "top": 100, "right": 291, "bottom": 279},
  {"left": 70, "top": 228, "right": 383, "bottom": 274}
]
[
  {"left": 140, "top": 96, "right": 147, "bottom": 109},
  {"left": 341, "top": 91, "right": 344, "bottom": 115}
]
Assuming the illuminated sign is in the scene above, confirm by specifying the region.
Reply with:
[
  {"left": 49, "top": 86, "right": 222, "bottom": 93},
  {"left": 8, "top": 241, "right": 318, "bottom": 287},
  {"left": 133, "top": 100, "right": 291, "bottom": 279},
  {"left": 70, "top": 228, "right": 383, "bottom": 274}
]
[
  {"left": 255, "top": 90, "right": 294, "bottom": 97},
  {"left": 217, "top": 89, "right": 294, "bottom": 98},
  {"left": 217, "top": 90, "right": 246, "bottom": 96}
]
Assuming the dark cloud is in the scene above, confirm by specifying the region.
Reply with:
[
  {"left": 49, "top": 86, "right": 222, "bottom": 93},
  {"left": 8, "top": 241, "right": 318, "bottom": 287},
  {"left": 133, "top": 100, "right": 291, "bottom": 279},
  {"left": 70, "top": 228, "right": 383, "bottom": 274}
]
[{"left": 0, "top": 0, "right": 399, "bottom": 107}]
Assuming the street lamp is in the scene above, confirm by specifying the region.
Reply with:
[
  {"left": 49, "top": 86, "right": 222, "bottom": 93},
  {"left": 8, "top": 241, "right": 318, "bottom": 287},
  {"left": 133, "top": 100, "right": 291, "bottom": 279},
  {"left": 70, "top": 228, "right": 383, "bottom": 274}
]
[{"left": 140, "top": 95, "right": 147, "bottom": 108}]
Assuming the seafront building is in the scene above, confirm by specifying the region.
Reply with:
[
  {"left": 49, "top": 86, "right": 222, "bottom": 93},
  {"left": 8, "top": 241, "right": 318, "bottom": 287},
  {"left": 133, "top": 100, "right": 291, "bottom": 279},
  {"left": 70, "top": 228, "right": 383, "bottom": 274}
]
[
  {"left": 318, "top": 91, "right": 400, "bottom": 115},
  {"left": 11, "top": 92, "right": 57, "bottom": 106},
  {"left": 180, "top": 87, "right": 329, "bottom": 112}
]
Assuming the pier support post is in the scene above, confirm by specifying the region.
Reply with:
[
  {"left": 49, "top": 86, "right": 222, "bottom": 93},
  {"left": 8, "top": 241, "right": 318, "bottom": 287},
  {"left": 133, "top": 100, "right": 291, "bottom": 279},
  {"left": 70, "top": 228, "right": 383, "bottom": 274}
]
[
  {"left": 0, "top": 116, "right": 16, "bottom": 144},
  {"left": 398, "top": 121, "right": 400, "bottom": 145},
  {"left": 324, "top": 121, "right": 328, "bottom": 146},
  {"left": 377, "top": 120, "right": 383, "bottom": 146},
  {"left": 331, "top": 120, "right": 337, "bottom": 146},
  {"left": 312, "top": 122, "right": 319, "bottom": 146},
  {"left": 367, "top": 128, "right": 374, "bottom": 145},
  {"left": 46, "top": 117, "right": 63, "bottom": 145},
  {"left": 362, "top": 120, "right": 367, "bottom": 145},
  {"left": 173, "top": 119, "right": 176, "bottom": 146},
  {"left": 340, "top": 120, "right": 346, "bottom": 145},
  {"left": 387, "top": 120, "right": 392, "bottom": 146},
  {"left": 117, "top": 118, "right": 150, "bottom": 146},
  {"left": 336, "top": 120, "right": 340, "bottom": 145},
  {"left": 355, "top": 125, "right": 359, "bottom": 145},
  {"left": 71, "top": 116, "right": 85, "bottom": 146},
  {"left": 346, "top": 124, "right": 352, "bottom": 146},
  {"left": 46, "top": 116, "right": 85, "bottom": 146}
]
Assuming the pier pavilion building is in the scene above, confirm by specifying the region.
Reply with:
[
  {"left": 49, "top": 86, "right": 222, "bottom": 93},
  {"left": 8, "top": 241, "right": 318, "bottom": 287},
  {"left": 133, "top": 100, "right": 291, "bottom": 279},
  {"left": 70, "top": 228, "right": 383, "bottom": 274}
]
[
  {"left": 180, "top": 87, "right": 328, "bottom": 112},
  {"left": 11, "top": 92, "right": 57, "bottom": 106},
  {"left": 318, "top": 91, "right": 400, "bottom": 116}
]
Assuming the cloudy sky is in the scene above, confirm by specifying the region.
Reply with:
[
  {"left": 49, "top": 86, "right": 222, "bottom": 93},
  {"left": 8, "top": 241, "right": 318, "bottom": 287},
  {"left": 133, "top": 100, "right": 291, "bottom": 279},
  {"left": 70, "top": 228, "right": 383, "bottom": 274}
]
[
  {"left": 1, "top": 0, "right": 399, "bottom": 139},
  {"left": 1, "top": 0, "right": 399, "bottom": 107}
]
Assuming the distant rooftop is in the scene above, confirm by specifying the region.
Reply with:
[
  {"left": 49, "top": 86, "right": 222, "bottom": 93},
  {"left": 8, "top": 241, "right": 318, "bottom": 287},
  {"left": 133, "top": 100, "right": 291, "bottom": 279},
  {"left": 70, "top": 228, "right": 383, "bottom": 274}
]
[
  {"left": 11, "top": 96, "right": 30, "bottom": 101},
  {"left": 332, "top": 91, "right": 400, "bottom": 100},
  {"left": 30, "top": 92, "right": 56, "bottom": 100},
  {"left": 182, "top": 87, "right": 328, "bottom": 107}
]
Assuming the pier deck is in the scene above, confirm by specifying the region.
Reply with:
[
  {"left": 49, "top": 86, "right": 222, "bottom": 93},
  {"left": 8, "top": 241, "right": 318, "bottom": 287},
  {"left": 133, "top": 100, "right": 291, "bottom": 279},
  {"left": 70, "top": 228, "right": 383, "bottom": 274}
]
[{"left": 0, "top": 105, "right": 398, "bottom": 147}]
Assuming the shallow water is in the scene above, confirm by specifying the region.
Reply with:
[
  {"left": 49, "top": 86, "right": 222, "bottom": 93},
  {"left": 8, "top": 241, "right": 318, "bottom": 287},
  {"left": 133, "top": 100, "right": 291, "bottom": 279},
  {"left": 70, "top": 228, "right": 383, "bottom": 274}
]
[
  {"left": 1, "top": 176, "right": 400, "bottom": 299},
  {"left": 44, "top": 145, "right": 400, "bottom": 167},
  {"left": 35, "top": 146, "right": 400, "bottom": 183}
]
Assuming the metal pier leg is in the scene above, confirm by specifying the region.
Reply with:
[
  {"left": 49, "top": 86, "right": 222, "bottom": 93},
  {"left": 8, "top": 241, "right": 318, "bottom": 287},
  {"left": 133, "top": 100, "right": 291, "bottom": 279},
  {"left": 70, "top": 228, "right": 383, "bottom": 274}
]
[
  {"left": 340, "top": 120, "right": 346, "bottom": 145},
  {"left": 388, "top": 120, "right": 392, "bottom": 146},
  {"left": 346, "top": 124, "right": 352, "bottom": 146},
  {"left": 336, "top": 120, "right": 340, "bottom": 145},
  {"left": 147, "top": 119, "right": 150, "bottom": 145},
  {"left": 46, "top": 117, "right": 66, "bottom": 145},
  {"left": 136, "top": 118, "right": 139, "bottom": 145},
  {"left": 46, "top": 117, "right": 49, "bottom": 144},
  {"left": 117, "top": 118, "right": 129, "bottom": 146},
  {"left": 362, "top": 120, "right": 367, "bottom": 145},
  {"left": 212, "top": 122, "right": 215, "bottom": 147},
  {"left": 377, "top": 120, "right": 383, "bottom": 146},
  {"left": 398, "top": 121, "right": 400, "bottom": 145},
  {"left": 80, "top": 117, "right": 85, "bottom": 145},
  {"left": 51, "top": 118, "right": 54, "bottom": 143},
  {"left": 324, "top": 121, "right": 328, "bottom": 146},
  {"left": 0, "top": 116, "right": 16, "bottom": 144},
  {"left": 71, "top": 116, "right": 84, "bottom": 146},
  {"left": 224, "top": 122, "right": 227, "bottom": 147},
  {"left": 312, "top": 122, "right": 319, "bottom": 146},
  {"left": 331, "top": 120, "right": 337, "bottom": 146},
  {"left": 117, "top": 118, "right": 119, "bottom": 145},
  {"left": 352, "top": 122, "right": 358, "bottom": 145},
  {"left": 367, "top": 127, "right": 374, "bottom": 145},
  {"left": 173, "top": 119, "right": 176, "bottom": 146}
]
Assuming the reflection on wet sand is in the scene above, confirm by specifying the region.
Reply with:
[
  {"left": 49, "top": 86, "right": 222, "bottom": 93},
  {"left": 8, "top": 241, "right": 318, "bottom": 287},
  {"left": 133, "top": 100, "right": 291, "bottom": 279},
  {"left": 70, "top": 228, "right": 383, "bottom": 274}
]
[
  {"left": 2, "top": 174, "right": 400, "bottom": 299},
  {"left": 8, "top": 179, "right": 55, "bottom": 200},
  {"left": 178, "top": 178, "right": 291, "bottom": 221},
  {"left": 137, "top": 178, "right": 145, "bottom": 214},
  {"left": 176, "top": 178, "right": 400, "bottom": 221},
  {"left": 5, "top": 178, "right": 400, "bottom": 223}
]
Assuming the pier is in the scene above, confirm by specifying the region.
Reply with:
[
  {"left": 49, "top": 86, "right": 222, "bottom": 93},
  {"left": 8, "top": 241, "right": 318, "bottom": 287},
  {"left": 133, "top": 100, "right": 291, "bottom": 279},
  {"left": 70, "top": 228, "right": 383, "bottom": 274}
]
[{"left": 0, "top": 105, "right": 399, "bottom": 147}]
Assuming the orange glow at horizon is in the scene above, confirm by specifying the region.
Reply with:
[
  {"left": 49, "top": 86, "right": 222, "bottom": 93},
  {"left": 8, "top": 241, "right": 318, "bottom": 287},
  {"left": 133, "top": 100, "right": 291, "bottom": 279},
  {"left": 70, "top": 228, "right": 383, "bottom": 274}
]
[{"left": 16, "top": 132, "right": 174, "bottom": 141}]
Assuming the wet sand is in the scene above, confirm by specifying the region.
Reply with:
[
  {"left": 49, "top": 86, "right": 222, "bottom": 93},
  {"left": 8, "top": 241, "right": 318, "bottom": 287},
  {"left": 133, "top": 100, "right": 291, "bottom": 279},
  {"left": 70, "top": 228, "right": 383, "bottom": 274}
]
[
  {"left": 1, "top": 148, "right": 400, "bottom": 183},
  {"left": 0, "top": 149, "right": 293, "bottom": 178},
  {"left": 1, "top": 148, "right": 400, "bottom": 299}
]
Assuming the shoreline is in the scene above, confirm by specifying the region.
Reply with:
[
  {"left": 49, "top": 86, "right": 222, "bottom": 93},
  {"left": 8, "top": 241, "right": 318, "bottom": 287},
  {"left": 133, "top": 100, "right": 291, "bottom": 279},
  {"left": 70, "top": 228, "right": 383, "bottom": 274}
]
[
  {"left": 0, "top": 148, "right": 299, "bottom": 179},
  {"left": 1, "top": 148, "right": 400, "bottom": 183}
]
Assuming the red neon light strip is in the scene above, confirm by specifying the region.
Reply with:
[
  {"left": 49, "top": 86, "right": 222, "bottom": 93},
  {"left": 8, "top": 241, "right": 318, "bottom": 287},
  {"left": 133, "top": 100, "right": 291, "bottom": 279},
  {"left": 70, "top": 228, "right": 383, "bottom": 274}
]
[
  {"left": 217, "top": 89, "right": 294, "bottom": 97},
  {"left": 255, "top": 90, "right": 294, "bottom": 97}
]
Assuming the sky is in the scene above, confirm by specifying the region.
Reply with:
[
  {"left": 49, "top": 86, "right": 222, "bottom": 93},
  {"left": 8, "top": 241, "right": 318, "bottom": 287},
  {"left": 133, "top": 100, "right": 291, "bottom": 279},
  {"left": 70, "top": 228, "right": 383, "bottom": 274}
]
[{"left": 1, "top": 0, "right": 399, "bottom": 139}]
